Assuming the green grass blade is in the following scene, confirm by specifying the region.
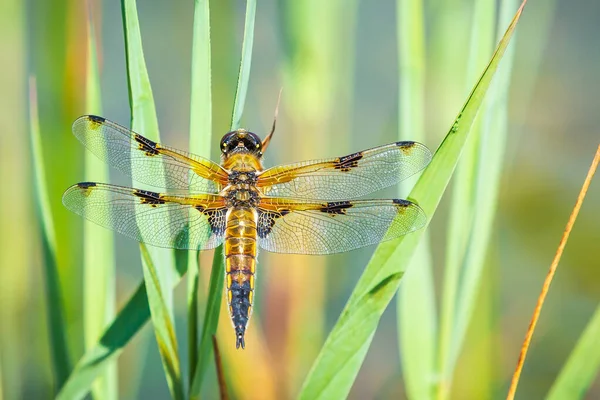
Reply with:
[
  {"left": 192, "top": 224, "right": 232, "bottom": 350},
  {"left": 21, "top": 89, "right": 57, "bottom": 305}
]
[
  {"left": 546, "top": 305, "right": 600, "bottom": 399},
  {"left": 190, "top": 252, "right": 225, "bottom": 399},
  {"left": 187, "top": 0, "right": 212, "bottom": 388},
  {"left": 448, "top": 0, "right": 520, "bottom": 382},
  {"left": 56, "top": 282, "right": 150, "bottom": 400},
  {"left": 298, "top": 3, "right": 527, "bottom": 398},
  {"left": 83, "top": 9, "right": 118, "bottom": 400},
  {"left": 121, "top": 0, "right": 183, "bottom": 397},
  {"left": 436, "top": 0, "right": 497, "bottom": 396},
  {"left": 396, "top": 0, "right": 436, "bottom": 399},
  {"left": 55, "top": 261, "right": 190, "bottom": 399},
  {"left": 139, "top": 244, "right": 184, "bottom": 399},
  {"left": 28, "top": 78, "right": 72, "bottom": 391},
  {"left": 230, "top": 0, "right": 256, "bottom": 130},
  {"left": 397, "top": 243, "right": 436, "bottom": 400}
]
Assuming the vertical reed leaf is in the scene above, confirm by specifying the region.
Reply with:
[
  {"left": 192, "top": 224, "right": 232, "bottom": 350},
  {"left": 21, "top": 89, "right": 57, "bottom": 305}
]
[
  {"left": 121, "top": 0, "right": 183, "bottom": 397},
  {"left": 187, "top": 0, "right": 212, "bottom": 387},
  {"left": 29, "top": 78, "right": 72, "bottom": 391},
  {"left": 298, "top": 3, "right": 527, "bottom": 398},
  {"left": 447, "top": 0, "right": 519, "bottom": 387},
  {"left": 437, "top": 0, "right": 497, "bottom": 396},
  {"left": 547, "top": 305, "right": 600, "bottom": 399},
  {"left": 83, "top": 8, "right": 118, "bottom": 399},
  {"left": 396, "top": 0, "right": 437, "bottom": 398}
]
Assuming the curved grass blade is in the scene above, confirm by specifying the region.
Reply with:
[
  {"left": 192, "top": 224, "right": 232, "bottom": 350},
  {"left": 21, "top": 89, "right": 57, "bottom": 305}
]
[
  {"left": 509, "top": 145, "right": 600, "bottom": 400},
  {"left": 83, "top": 7, "right": 118, "bottom": 399},
  {"left": 395, "top": 0, "right": 437, "bottom": 399},
  {"left": 29, "top": 77, "right": 72, "bottom": 391},
  {"left": 57, "top": 278, "right": 174, "bottom": 399},
  {"left": 121, "top": 0, "right": 182, "bottom": 397},
  {"left": 547, "top": 304, "right": 600, "bottom": 399},
  {"left": 187, "top": 0, "right": 212, "bottom": 387},
  {"left": 298, "top": 2, "right": 528, "bottom": 398}
]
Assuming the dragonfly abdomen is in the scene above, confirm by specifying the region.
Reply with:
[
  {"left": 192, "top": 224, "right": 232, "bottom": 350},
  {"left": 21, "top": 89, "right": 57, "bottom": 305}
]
[{"left": 224, "top": 207, "right": 257, "bottom": 349}]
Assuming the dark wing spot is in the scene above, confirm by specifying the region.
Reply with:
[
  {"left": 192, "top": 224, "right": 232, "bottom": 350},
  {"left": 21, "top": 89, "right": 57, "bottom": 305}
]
[
  {"left": 320, "top": 201, "right": 353, "bottom": 215},
  {"left": 77, "top": 182, "right": 97, "bottom": 189},
  {"left": 87, "top": 115, "right": 106, "bottom": 128},
  {"left": 335, "top": 152, "right": 363, "bottom": 172},
  {"left": 133, "top": 189, "right": 165, "bottom": 205},
  {"left": 134, "top": 133, "right": 160, "bottom": 156},
  {"left": 395, "top": 141, "right": 417, "bottom": 155},
  {"left": 257, "top": 209, "right": 289, "bottom": 238},
  {"left": 393, "top": 199, "right": 413, "bottom": 215},
  {"left": 392, "top": 199, "right": 411, "bottom": 206},
  {"left": 200, "top": 208, "right": 226, "bottom": 236},
  {"left": 76, "top": 182, "right": 97, "bottom": 197}
]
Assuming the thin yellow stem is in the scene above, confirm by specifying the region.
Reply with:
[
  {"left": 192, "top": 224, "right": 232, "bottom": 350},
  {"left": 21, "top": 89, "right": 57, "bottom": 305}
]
[{"left": 506, "top": 144, "right": 600, "bottom": 400}]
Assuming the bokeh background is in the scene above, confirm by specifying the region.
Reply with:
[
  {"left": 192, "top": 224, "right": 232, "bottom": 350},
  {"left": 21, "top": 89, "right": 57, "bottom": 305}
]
[{"left": 1, "top": 0, "right": 599, "bottom": 399}]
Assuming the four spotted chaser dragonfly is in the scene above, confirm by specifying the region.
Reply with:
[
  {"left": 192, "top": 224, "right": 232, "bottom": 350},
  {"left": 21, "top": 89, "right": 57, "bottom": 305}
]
[{"left": 63, "top": 115, "right": 432, "bottom": 349}]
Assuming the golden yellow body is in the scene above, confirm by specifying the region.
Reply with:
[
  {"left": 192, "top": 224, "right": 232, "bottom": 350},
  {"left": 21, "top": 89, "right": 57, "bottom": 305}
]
[{"left": 222, "top": 152, "right": 263, "bottom": 349}]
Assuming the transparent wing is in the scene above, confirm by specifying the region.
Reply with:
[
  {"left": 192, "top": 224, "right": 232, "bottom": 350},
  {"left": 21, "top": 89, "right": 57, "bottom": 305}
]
[
  {"left": 62, "top": 182, "right": 226, "bottom": 250},
  {"left": 257, "top": 141, "right": 432, "bottom": 200},
  {"left": 72, "top": 115, "right": 229, "bottom": 192},
  {"left": 257, "top": 197, "right": 427, "bottom": 255}
]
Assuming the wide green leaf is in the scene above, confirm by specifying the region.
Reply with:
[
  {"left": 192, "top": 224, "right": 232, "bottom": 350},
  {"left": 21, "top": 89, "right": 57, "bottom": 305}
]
[{"left": 298, "top": 2, "right": 528, "bottom": 398}]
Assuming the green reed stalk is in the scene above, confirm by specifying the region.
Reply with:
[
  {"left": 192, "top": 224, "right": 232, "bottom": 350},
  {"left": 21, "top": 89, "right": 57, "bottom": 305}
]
[{"left": 396, "top": 0, "right": 437, "bottom": 399}]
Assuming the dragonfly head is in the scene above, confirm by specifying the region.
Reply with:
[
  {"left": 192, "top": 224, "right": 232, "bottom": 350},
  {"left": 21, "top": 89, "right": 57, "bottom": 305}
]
[{"left": 220, "top": 129, "right": 263, "bottom": 158}]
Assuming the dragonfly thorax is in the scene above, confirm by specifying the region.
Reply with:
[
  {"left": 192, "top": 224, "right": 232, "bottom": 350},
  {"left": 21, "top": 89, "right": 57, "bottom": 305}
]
[
  {"left": 223, "top": 186, "right": 260, "bottom": 208},
  {"left": 228, "top": 170, "right": 258, "bottom": 185}
]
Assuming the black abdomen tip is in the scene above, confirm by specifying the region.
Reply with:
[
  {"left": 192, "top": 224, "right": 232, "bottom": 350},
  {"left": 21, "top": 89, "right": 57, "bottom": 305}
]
[{"left": 236, "top": 326, "right": 246, "bottom": 349}]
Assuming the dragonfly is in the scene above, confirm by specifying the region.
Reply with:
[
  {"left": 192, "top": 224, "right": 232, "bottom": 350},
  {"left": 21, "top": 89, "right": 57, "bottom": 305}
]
[{"left": 63, "top": 114, "right": 432, "bottom": 349}]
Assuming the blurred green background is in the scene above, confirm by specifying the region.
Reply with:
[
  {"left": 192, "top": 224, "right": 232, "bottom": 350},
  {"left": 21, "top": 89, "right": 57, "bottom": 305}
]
[{"left": 1, "top": 0, "right": 599, "bottom": 398}]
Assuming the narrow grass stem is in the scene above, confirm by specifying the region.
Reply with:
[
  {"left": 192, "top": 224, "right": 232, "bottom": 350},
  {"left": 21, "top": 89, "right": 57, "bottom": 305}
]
[{"left": 506, "top": 145, "right": 600, "bottom": 400}]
